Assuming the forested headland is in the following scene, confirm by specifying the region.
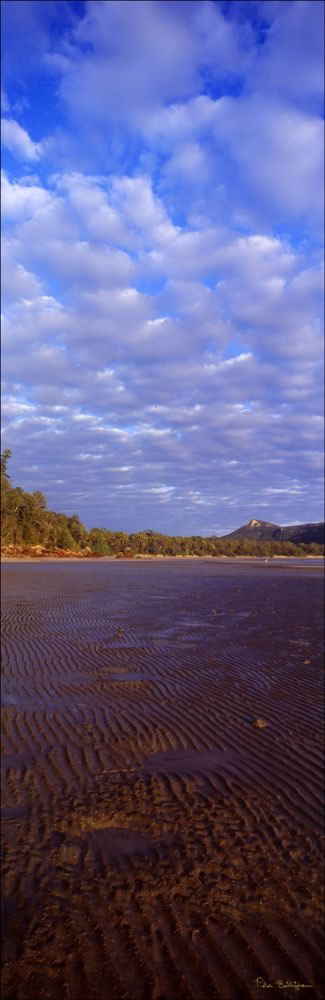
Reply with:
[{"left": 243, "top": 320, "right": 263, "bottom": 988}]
[{"left": 1, "top": 451, "right": 324, "bottom": 559}]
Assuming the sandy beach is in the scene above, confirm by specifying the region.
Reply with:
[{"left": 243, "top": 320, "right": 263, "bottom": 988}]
[{"left": 1, "top": 559, "right": 324, "bottom": 999}]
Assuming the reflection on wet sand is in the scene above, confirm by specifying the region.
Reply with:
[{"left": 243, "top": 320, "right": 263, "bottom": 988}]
[{"left": 1, "top": 560, "right": 324, "bottom": 999}]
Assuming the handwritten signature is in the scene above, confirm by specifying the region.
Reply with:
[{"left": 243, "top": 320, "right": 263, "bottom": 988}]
[{"left": 255, "top": 978, "right": 313, "bottom": 991}]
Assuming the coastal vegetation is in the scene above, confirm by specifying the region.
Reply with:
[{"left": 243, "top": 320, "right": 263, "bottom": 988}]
[{"left": 1, "top": 451, "right": 324, "bottom": 558}]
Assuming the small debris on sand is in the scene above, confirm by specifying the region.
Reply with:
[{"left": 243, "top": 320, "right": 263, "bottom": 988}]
[{"left": 252, "top": 718, "right": 268, "bottom": 729}]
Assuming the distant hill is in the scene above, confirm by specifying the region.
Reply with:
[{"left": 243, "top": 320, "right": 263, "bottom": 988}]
[{"left": 222, "top": 519, "right": 325, "bottom": 545}]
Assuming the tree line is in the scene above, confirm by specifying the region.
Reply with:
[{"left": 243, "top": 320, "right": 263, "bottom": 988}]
[{"left": 1, "top": 451, "right": 323, "bottom": 558}]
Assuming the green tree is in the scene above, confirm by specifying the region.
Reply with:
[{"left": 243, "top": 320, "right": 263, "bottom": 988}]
[
  {"left": 68, "top": 515, "right": 89, "bottom": 549},
  {"left": 89, "top": 528, "right": 111, "bottom": 555},
  {"left": 1, "top": 449, "right": 12, "bottom": 491}
]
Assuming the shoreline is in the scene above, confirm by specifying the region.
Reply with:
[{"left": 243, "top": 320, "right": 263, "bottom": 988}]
[{"left": 2, "top": 554, "right": 324, "bottom": 564}]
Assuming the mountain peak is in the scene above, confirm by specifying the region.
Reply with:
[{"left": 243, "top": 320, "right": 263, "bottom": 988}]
[{"left": 222, "top": 519, "right": 324, "bottom": 544}]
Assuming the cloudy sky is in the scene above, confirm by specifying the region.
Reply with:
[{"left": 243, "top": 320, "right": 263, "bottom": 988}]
[{"left": 1, "top": 0, "right": 324, "bottom": 535}]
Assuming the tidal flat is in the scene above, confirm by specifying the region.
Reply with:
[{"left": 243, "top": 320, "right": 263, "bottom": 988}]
[{"left": 1, "top": 560, "right": 324, "bottom": 999}]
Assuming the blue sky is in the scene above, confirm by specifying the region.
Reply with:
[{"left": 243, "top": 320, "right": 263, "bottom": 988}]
[{"left": 1, "top": 0, "right": 324, "bottom": 534}]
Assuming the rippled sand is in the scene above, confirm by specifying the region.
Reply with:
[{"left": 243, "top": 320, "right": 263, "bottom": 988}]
[{"left": 1, "top": 560, "right": 324, "bottom": 999}]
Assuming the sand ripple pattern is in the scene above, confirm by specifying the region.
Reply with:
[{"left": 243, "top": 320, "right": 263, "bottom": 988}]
[{"left": 1, "top": 560, "right": 324, "bottom": 999}]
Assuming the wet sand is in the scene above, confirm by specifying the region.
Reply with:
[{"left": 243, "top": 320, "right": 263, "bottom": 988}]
[{"left": 1, "top": 560, "right": 324, "bottom": 999}]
